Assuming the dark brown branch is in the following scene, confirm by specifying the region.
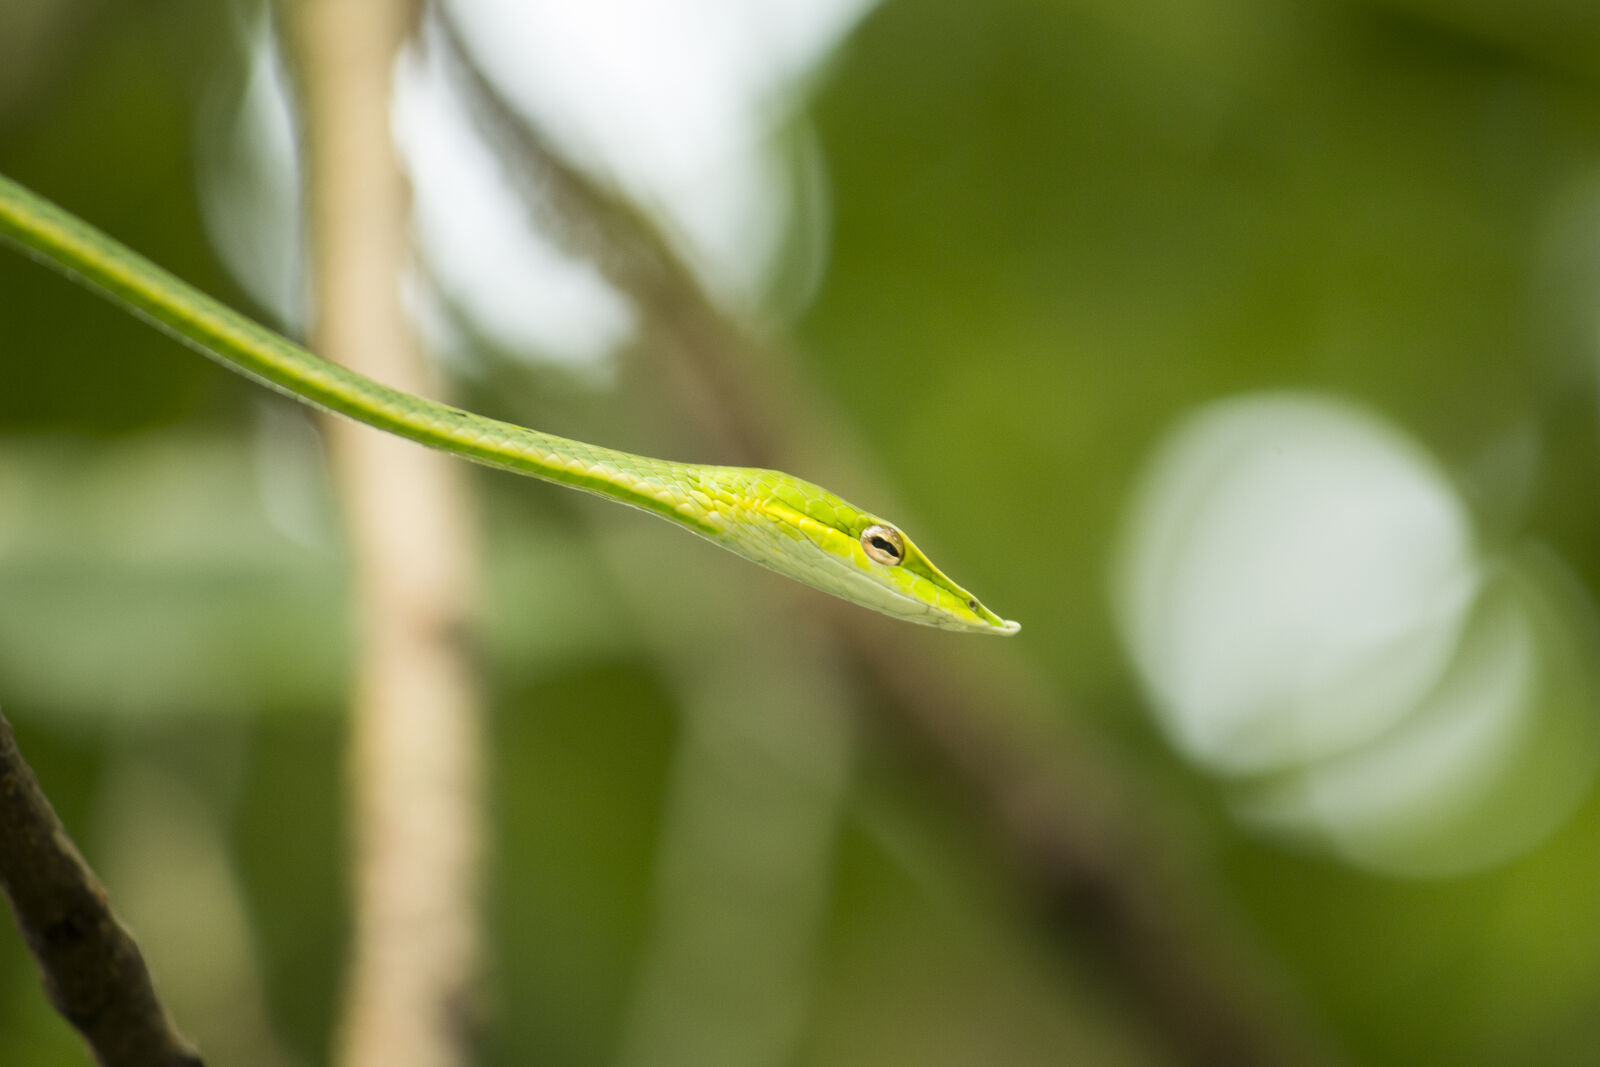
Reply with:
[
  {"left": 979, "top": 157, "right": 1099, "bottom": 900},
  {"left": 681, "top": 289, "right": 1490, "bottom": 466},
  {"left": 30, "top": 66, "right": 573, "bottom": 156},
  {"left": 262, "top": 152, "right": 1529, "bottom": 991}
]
[
  {"left": 0, "top": 707, "right": 203, "bottom": 1067},
  {"left": 430, "top": 13, "right": 1338, "bottom": 1066}
]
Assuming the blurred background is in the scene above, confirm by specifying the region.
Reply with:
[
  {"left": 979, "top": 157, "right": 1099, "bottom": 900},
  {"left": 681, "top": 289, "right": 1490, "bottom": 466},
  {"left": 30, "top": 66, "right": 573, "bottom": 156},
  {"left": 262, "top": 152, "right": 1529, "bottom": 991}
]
[{"left": 4, "top": 0, "right": 1600, "bottom": 1064}]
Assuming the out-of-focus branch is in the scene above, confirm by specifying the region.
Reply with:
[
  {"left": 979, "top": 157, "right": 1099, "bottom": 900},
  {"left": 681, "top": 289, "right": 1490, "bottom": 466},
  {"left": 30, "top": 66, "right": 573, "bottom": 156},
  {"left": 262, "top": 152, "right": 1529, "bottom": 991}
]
[
  {"left": 431, "top": 12, "right": 1336, "bottom": 1066},
  {"left": 292, "top": 3, "right": 484, "bottom": 1066},
  {"left": 837, "top": 612, "right": 1329, "bottom": 1067},
  {"left": 0, "top": 707, "right": 204, "bottom": 1067},
  {"left": 426, "top": 10, "right": 795, "bottom": 471}
]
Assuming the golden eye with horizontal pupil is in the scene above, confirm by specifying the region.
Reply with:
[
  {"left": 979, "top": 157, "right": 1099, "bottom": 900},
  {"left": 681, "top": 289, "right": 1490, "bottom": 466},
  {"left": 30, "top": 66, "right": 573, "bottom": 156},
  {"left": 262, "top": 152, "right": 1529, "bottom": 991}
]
[{"left": 860, "top": 524, "right": 905, "bottom": 565}]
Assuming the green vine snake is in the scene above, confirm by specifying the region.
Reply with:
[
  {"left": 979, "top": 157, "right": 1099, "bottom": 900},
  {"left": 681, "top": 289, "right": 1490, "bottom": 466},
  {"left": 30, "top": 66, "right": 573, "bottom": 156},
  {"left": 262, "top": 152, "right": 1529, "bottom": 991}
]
[{"left": 0, "top": 174, "right": 1018, "bottom": 633}]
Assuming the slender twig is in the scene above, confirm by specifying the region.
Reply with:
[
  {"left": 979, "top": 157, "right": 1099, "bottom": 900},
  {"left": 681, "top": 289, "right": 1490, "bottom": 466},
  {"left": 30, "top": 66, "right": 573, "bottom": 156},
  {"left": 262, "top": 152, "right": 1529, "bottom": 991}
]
[
  {"left": 290, "top": 2, "right": 485, "bottom": 1065},
  {"left": 0, "top": 706, "right": 204, "bottom": 1067},
  {"left": 430, "top": 14, "right": 1337, "bottom": 1065},
  {"left": 424, "top": 10, "right": 792, "bottom": 470}
]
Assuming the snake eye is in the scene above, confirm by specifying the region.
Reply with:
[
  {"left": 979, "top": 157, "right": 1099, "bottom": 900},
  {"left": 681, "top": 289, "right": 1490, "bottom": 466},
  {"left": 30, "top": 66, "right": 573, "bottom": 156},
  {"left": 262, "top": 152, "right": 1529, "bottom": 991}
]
[{"left": 861, "top": 523, "right": 905, "bottom": 565}]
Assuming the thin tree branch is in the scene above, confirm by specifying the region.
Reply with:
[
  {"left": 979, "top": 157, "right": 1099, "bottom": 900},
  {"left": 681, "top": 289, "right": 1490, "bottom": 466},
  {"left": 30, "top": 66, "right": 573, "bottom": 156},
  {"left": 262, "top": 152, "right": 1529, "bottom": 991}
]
[
  {"left": 0, "top": 706, "right": 204, "bottom": 1067},
  {"left": 291, "top": 2, "right": 485, "bottom": 1065},
  {"left": 430, "top": 13, "right": 1338, "bottom": 1065},
  {"left": 425, "top": 9, "right": 792, "bottom": 470}
]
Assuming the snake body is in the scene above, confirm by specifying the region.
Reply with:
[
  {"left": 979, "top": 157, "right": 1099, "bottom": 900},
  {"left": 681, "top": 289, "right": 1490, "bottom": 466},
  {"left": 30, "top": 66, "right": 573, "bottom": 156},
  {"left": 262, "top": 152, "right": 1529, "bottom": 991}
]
[{"left": 0, "top": 175, "right": 1017, "bottom": 633}]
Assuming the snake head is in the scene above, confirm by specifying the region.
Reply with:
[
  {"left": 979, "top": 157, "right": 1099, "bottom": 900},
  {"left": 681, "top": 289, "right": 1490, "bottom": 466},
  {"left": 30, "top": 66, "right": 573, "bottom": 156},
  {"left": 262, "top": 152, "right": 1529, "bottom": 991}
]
[{"left": 701, "top": 468, "right": 1020, "bottom": 634}]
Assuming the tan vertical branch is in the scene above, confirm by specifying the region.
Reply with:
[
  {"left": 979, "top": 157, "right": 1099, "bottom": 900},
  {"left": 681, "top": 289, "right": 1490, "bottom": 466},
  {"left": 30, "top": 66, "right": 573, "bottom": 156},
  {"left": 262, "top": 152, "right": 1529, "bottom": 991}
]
[{"left": 292, "top": 3, "right": 483, "bottom": 1066}]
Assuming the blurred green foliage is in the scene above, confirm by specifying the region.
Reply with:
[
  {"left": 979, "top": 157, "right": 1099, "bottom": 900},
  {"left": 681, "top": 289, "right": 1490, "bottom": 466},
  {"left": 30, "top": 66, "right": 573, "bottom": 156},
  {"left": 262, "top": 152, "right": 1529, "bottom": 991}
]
[{"left": 5, "top": 0, "right": 1600, "bottom": 1064}]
